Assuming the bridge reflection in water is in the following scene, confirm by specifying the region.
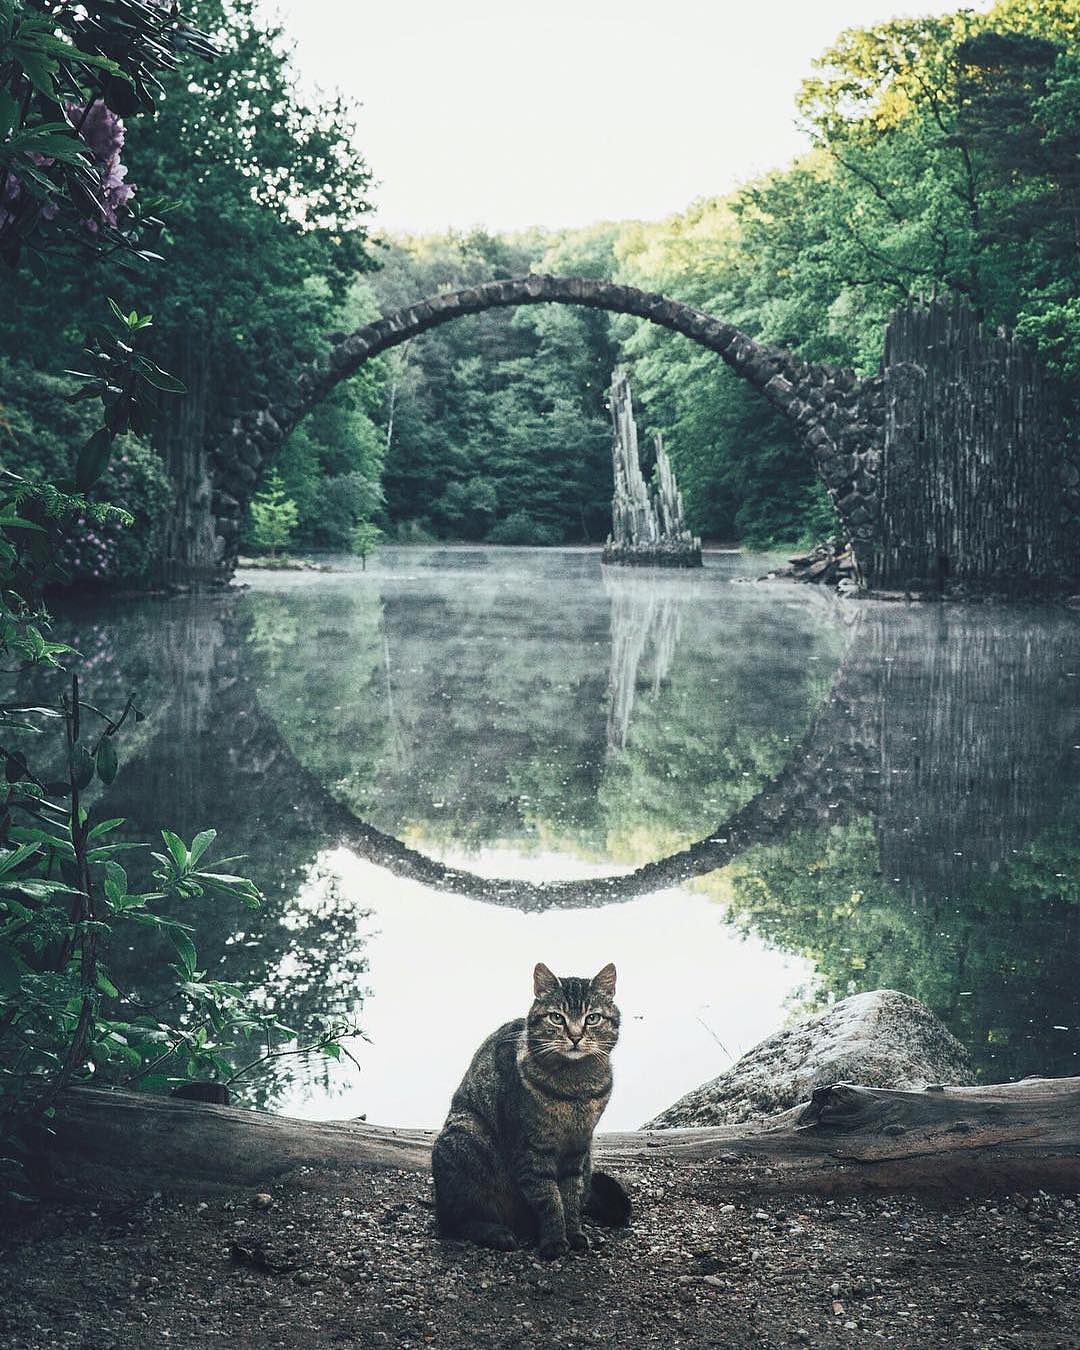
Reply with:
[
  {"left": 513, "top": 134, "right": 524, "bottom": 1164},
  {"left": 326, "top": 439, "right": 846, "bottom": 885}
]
[{"left": 31, "top": 558, "right": 1080, "bottom": 1110}]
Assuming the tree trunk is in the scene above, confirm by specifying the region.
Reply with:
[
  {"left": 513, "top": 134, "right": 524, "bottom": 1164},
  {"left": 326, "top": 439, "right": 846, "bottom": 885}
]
[{"left": 48, "top": 1076, "right": 1080, "bottom": 1197}]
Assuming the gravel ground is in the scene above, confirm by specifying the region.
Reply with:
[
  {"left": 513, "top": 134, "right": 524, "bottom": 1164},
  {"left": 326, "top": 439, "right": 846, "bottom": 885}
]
[{"left": 1, "top": 1159, "right": 1078, "bottom": 1349}]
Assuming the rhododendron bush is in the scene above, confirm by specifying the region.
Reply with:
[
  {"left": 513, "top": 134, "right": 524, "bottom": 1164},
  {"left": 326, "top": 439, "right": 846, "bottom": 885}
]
[
  {"left": 0, "top": 3, "right": 317, "bottom": 1190},
  {"left": 0, "top": 360, "right": 171, "bottom": 583},
  {"left": 0, "top": 0, "right": 214, "bottom": 266}
]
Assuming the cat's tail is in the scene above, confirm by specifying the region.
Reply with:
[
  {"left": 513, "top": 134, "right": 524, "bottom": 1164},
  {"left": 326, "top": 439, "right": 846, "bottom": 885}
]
[{"left": 584, "top": 1169, "right": 632, "bottom": 1227}]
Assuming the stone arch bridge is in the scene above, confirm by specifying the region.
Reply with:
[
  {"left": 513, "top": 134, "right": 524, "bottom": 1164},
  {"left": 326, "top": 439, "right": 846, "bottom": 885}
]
[{"left": 180, "top": 274, "right": 1075, "bottom": 594}]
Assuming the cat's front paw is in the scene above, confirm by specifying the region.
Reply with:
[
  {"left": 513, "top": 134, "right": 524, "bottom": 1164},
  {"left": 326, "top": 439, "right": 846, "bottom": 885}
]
[
  {"left": 567, "top": 1231, "right": 590, "bottom": 1252},
  {"left": 538, "top": 1237, "right": 569, "bottom": 1261}
]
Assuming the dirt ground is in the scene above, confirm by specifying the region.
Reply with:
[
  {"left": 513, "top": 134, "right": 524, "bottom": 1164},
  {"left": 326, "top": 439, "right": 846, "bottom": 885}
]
[{"left": 1, "top": 1158, "right": 1078, "bottom": 1349}]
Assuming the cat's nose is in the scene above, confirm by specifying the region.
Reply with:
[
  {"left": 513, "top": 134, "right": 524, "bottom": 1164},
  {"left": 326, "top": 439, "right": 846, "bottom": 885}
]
[{"left": 569, "top": 1034, "right": 582, "bottom": 1046}]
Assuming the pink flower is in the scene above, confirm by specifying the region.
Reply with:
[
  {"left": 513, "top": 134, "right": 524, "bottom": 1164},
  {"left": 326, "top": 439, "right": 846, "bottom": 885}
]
[
  {"left": 0, "top": 171, "right": 22, "bottom": 233},
  {"left": 66, "top": 99, "right": 136, "bottom": 229}
]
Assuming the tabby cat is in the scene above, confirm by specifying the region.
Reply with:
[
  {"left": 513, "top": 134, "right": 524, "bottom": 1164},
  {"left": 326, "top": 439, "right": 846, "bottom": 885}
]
[{"left": 432, "top": 961, "right": 620, "bottom": 1259}]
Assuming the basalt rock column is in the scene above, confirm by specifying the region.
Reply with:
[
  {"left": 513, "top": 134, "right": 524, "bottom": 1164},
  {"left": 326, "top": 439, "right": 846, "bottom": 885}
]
[
  {"left": 603, "top": 368, "right": 702, "bottom": 567},
  {"left": 873, "top": 301, "right": 1079, "bottom": 592}
]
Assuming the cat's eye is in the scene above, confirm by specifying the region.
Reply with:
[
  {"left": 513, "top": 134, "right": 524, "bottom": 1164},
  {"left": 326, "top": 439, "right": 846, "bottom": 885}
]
[
  {"left": 585, "top": 1012, "right": 603, "bottom": 1026},
  {"left": 547, "top": 1011, "right": 565, "bottom": 1025}
]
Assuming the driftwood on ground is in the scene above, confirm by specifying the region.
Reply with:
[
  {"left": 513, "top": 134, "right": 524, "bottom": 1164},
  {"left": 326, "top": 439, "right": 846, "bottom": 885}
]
[{"left": 49, "top": 1076, "right": 1080, "bottom": 1198}]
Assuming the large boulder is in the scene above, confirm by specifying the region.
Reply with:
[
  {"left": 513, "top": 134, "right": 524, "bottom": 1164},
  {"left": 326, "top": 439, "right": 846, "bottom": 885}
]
[{"left": 644, "top": 989, "right": 974, "bottom": 1129}]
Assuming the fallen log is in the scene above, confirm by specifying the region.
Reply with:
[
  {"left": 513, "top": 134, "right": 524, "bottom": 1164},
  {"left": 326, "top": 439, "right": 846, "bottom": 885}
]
[{"left": 48, "top": 1076, "right": 1080, "bottom": 1198}]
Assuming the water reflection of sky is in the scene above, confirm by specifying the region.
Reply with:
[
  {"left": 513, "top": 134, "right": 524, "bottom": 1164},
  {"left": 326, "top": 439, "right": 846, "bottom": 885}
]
[
  {"left": 249, "top": 549, "right": 833, "bottom": 1126},
  {"left": 274, "top": 849, "right": 813, "bottom": 1131}
]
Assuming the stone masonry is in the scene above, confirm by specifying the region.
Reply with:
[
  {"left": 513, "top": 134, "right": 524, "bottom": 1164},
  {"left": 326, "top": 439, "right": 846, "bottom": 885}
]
[{"left": 206, "top": 277, "right": 1075, "bottom": 593}]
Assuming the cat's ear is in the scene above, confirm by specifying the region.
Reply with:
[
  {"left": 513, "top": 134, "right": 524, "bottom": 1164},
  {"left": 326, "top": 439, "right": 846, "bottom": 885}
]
[
  {"left": 533, "top": 962, "right": 560, "bottom": 997},
  {"left": 591, "top": 963, "right": 617, "bottom": 997}
]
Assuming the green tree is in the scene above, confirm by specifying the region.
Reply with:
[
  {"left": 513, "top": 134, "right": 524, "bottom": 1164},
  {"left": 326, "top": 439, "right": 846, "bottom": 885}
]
[
  {"left": 0, "top": 0, "right": 377, "bottom": 579},
  {"left": 274, "top": 280, "right": 387, "bottom": 549},
  {"left": 0, "top": 1, "right": 356, "bottom": 1178},
  {"left": 248, "top": 470, "right": 298, "bottom": 557},
  {"left": 350, "top": 522, "right": 383, "bottom": 569}
]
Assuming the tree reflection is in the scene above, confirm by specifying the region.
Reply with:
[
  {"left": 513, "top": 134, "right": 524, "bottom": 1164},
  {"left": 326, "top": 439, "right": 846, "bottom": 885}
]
[
  {"left": 24, "top": 575, "right": 1080, "bottom": 1095},
  {"left": 715, "top": 806, "right": 1080, "bottom": 1081},
  {"left": 704, "top": 604, "right": 1080, "bottom": 1080},
  {"left": 252, "top": 570, "right": 844, "bottom": 862}
]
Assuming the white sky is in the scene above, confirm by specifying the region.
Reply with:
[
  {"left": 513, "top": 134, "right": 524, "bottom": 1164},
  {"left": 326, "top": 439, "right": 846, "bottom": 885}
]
[{"left": 275, "top": 0, "right": 989, "bottom": 235}]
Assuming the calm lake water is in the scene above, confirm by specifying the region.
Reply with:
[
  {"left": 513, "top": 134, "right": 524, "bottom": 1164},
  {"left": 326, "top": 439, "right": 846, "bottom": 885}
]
[{"left": 40, "top": 547, "right": 1080, "bottom": 1128}]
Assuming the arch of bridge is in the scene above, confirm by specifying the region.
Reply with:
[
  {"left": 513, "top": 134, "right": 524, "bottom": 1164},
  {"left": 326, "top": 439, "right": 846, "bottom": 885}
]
[{"left": 212, "top": 274, "right": 886, "bottom": 577}]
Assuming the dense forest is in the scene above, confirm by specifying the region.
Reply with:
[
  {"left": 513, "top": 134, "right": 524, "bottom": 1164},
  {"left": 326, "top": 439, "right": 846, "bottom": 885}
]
[{"left": 1, "top": 0, "right": 1078, "bottom": 571}]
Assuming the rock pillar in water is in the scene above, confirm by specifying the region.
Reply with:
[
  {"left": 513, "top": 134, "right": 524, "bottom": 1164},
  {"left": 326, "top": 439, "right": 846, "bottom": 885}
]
[{"left": 603, "top": 368, "right": 702, "bottom": 567}]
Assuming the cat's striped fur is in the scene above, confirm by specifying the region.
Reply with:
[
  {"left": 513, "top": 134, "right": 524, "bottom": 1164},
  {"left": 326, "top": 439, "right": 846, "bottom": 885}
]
[{"left": 432, "top": 962, "right": 620, "bottom": 1259}]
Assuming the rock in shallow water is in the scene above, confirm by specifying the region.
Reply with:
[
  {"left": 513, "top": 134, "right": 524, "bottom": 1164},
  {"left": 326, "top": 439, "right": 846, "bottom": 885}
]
[{"left": 643, "top": 989, "right": 974, "bottom": 1129}]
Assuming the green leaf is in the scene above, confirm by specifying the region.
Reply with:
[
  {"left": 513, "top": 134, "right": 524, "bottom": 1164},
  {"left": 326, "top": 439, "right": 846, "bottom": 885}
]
[
  {"left": 0, "top": 842, "right": 41, "bottom": 876},
  {"left": 75, "top": 428, "right": 114, "bottom": 493},
  {"left": 12, "top": 132, "right": 87, "bottom": 165},
  {"left": 161, "top": 830, "right": 189, "bottom": 870},
  {"left": 71, "top": 743, "right": 95, "bottom": 791},
  {"left": 188, "top": 829, "right": 217, "bottom": 868},
  {"left": 88, "top": 818, "right": 125, "bottom": 840},
  {"left": 17, "top": 50, "right": 58, "bottom": 98},
  {"left": 102, "top": 862, "right": 127, "bottom": 908},
  {"left": 132, "top": 357, "right": 186, "bottom": 394},
  {"left": 8, "top": 826, "right": 74, "bottom": 857},
  {"left": 86, "top": 843, "right": 141, "bottom": 863},
  {"left": 95, "top": 738, "right": 118, "bottom": 785},
  {"left": 196, "top": 873, "right": 263, "bottom": 909},
  {"left": 19, "top": 32, "right": 126, "bottom": 77},
  {"left": 96, "top": 970, "right": 119, "bottom": 999},
  {"left": 65, "top": 383, "right": 106, "bottom": 405},
  {"left": 2, "top": 879, "right": 81, "bottom": 899},
  {"left": 169, "top": 928, "right": 197, "bottom": 979},
  {"left": 123, "top": 909, "right": 172, "bottom": 927}
]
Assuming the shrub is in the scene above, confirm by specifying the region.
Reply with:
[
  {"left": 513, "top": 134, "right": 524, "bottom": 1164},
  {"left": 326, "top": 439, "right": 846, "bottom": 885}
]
[
  {"left": 486, "top": 511, "right": 563, "bottom": 546},
  {"left": 0, "top": 361, "right": 172, "bottom": 585},
  {"left": 393, "top": 518, "right": 437, "bottom": 544},
  {"left": 311, "top": 472, "right": 382, "bottom": 551}
]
